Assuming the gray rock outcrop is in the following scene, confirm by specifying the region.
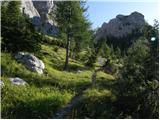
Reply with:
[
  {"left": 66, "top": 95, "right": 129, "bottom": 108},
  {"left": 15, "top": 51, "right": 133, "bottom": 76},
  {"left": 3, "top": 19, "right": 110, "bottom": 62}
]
[
  {"left": 9, "top": 77, "right": 28, "bottom": 86},
  {"left": 21, "top": 0, "right": 40, "bottom": 18},
  {"left": 0, "top": 80, "right": 5, "bottom": 87},
  {"left": 97, "top": 57, "right": 107, "bottom": 66},
  {"left": 15, "top": 52, "right": 45, "bottom": 74},
  {"left": 77, "top": 70, "right": 82, "bottom": 73},
  {"left": 21, "top": 0, "right": 58, "bottom": 35},
  {"left": 96, "top": 11, "right": 145, "bottom": 40}
]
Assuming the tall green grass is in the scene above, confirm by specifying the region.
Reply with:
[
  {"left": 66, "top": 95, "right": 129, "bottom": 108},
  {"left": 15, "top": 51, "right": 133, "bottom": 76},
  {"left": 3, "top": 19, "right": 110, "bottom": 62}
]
[
  {"left": 1, "top": 43, "right": 115, "bottom": 118},
  {"left": 1, "top": 81, "right": 73, "bottom": 118}
]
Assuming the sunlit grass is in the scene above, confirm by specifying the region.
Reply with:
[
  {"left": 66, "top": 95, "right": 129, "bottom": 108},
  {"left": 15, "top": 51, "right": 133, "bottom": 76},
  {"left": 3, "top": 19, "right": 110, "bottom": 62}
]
[
  {"left": 83, "top": 88, "right": 112, "bottom": 98},
  {"left": 1, "top": 81, "right": 73, "bottom": 119},
  {"left": 1, "top": 42, "right": 115, "bottom": 119}
]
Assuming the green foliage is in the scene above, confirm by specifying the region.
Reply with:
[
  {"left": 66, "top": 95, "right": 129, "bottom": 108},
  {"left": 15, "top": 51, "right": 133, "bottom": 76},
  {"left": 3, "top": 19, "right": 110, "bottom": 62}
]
[
  {"left": 1, "top": 1, "right": 159, "bottom": 119},
  {"left": 69, "top": 89, "right": 115, "bottom": 119},
  {"left": 54, "top": 1, "right": 92, "bottom": 70},
  {"left": 3, "top": 1, "right": 21, "bottom": 27},
  {"left": 99, "top": 42, "right": 111, "bottom": 58},
  {"left": 53, "top": 46, "right": 59, "bottom": 52},
  {"left": 1, "top": 42, "right": 114, "bottom": 118},
  {"left": 115, "top": 32, "right": 158, "bottom": 118},
  {"left": 85, "top": 50, "right": 97, "bottom": 67},
  {"left": 116, "top": 38, "right": 149, "bottom": 94},
  {"left": 78, "top": 47, "right": 92, "bottom": 63},
  {"left": 1, "top": 82, "right": 73, "bottom": 119},
  {"left": 1, "top": 50, "right": 91, "bottom": 118},
  {"left": 139, "top": 21, "right": 159, "bottom": 118},
  {"left": 84, "top": 37, "right": 103, "bottom": 67},
  {"left": 65, "top": 75, "right": 116, "bottom": 119},
  {"left": 1, "top": 1, "right": 42, "bottom": 53},
  {"left": 1, "top": 52, "right": 73, "bottom": 118}
]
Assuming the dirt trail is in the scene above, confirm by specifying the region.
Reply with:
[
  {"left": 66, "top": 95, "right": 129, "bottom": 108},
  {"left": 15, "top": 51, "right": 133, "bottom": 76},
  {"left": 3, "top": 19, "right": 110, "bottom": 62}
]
[
  {"left": 53, "top": 70, "right": 99, "bottom": 119},
  {"left": 53, "top": 86, "right": 90, "bottom": 119}
]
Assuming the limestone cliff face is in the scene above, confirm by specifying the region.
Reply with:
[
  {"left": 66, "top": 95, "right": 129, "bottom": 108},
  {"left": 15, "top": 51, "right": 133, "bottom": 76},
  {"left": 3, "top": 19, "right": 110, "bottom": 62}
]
[
  {"left": 96, "top": 12, "right": 145, "bottom": 40},
  {"left": 21, "top": 0, "right": 40, "bottom": 18},
  {"left": 21, "top": 0, "right": 57, "bottom": 35}
]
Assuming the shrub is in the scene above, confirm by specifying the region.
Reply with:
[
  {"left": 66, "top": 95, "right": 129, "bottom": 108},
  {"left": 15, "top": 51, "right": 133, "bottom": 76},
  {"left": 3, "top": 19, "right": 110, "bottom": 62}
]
[
  {"left": 115, "top": 37, "right": 158, "bottom": 118},
  {"left": 1, "top": 1, "right": 42, "bottom": 53},
  {"left": 53, "top": 46, "right": 59, "bottom": 52}
]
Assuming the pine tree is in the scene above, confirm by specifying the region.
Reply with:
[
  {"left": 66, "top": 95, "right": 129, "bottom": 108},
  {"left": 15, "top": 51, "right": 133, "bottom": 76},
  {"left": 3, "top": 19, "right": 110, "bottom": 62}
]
[
  {"left": 140, "top": 20, "right": 159, "bottom": 118},
  {"left": 1, "top": 1, "right": 42, "bottom": 53},
  {"left": 115, "top": 20, "right": 159, "bottom": 118},
  {"left": 55, "top": 1, "right": 91, "bottom": 70},
  {"left": 72, "top": 2, "right": 92, "bottom": 59},
  {"left": 5, "top": 1, "right": 21, "bottom": 27}
]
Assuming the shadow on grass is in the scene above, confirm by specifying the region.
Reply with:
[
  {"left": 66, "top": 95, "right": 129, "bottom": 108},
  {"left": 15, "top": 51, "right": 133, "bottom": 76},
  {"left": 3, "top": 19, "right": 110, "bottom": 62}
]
[
  {"left": 65, "top": 94, "right": 119, "bottom": 119},
  {"left": 95, "top": 78, "right": 116, "bottom": 90},
  {"left": 43, "top": 55, "right": 91, "bottom": 72},
  {"left": 63, "top": 78, "right": 121, "bottom": 119},
  {"left": 33, "top": 78, "right": 91, "bottom": 93},
  {"left": 2, "top": 97, "right": 65, "bottom": 119},
  {"left": 18, "top": 74, "right": 92, "bottom": 94}
]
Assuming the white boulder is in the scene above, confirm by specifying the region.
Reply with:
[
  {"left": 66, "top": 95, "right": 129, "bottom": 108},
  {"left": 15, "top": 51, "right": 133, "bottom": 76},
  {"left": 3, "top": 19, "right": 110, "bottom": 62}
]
[
  {"left": 9, "top": 77, "right": 28, "bottom": 86},
  {"left": 15, "top": 52, "right": 45, "bottom": 74},
  {"left": 77, "top": 70, "right": 82, "bottom": 73},
  {"left": 0, "top": 80, "right": 5, "bottom": 87}
]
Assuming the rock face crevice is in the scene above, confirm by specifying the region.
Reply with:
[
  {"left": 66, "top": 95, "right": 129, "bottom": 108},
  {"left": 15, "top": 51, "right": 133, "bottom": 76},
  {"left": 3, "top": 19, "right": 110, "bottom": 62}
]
[
  {"left": 96, "top": 11, "right": 145, "bottom": 40},
  {"left": 21, "top": 0, "right": 58, "bottom": 35}
]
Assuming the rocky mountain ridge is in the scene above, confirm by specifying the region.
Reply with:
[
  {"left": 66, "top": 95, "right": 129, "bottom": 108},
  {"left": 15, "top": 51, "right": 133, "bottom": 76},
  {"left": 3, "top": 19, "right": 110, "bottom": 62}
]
[{"left": 96, "top": 11, "right": 145, "bottom": 40}]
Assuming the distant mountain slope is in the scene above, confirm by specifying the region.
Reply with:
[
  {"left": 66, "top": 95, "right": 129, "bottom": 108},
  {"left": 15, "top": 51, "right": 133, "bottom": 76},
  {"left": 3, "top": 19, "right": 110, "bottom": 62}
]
[
  {"left": 96, "top": 12, "right": 145, "bottom": 40},
  {"left": 95, "top": 11, "right": 145, "bottom": 49}
]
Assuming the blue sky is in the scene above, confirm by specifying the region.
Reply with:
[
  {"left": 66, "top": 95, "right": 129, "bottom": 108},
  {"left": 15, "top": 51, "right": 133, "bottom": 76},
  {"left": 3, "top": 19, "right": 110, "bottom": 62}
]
[{"left": 86, "top": 1, "right": 159, "bottom": 29}]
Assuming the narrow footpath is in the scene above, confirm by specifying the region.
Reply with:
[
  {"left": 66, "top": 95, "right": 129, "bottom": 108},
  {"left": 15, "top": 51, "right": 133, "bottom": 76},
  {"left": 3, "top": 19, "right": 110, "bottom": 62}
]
[{"left": 53, "top": 85, "right": 91, "bottom": 119}]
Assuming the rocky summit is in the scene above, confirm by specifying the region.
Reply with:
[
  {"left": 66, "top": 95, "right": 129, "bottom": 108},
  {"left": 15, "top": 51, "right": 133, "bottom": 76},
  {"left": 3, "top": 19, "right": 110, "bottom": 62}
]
[
  {"left": 21, "top": 0, "right": 58, "bottom": 35},
  {"left": 96, "top": 12, "right": 145, "bottom": 40}
]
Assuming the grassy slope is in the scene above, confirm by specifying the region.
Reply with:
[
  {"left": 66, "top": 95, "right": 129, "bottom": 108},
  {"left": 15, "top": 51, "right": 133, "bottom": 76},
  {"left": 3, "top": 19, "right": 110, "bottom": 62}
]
[
  {"left": 65, "top": 71, "right": 117, "bottom": 119},
  {"left": 1, "top": 40, "right": 115, "bottom": 118}
]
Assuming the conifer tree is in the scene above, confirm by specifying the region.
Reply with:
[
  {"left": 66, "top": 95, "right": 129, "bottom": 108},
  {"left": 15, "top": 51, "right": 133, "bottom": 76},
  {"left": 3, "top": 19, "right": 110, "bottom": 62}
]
[
  {"left": 55, "top": 1, "right": 91, "bottom": 70},
  {"left": 1, "top": 1, "right": 42, "bottom": 53}
]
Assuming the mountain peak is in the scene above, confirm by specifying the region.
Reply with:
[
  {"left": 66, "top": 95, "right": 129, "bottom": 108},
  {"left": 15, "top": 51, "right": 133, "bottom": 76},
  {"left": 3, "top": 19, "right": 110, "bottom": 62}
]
[{"left": 96, "top": 11, "right": 145, "bottom": 40}]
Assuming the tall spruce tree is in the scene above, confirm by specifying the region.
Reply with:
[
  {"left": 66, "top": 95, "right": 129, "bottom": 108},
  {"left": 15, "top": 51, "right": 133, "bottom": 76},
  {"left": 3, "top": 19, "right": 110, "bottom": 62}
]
[
  {"left": 54, "top": 1, "right": 91, "bottom": 70},
  {"left": 72, "top": 2, "right": 92, "bottom": 59},
  {"left": 5, "top": 1, "right": 21, "bottom": 27},
  {"left": 1, "top": 1, "right": 42, "bottom": 53}
]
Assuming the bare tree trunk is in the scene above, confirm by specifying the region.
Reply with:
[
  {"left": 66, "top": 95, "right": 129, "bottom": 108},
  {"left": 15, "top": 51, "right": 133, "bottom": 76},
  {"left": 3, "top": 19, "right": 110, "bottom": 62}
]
[{"left": 64, "top": 33, "right": 70, "bottom": 71}]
